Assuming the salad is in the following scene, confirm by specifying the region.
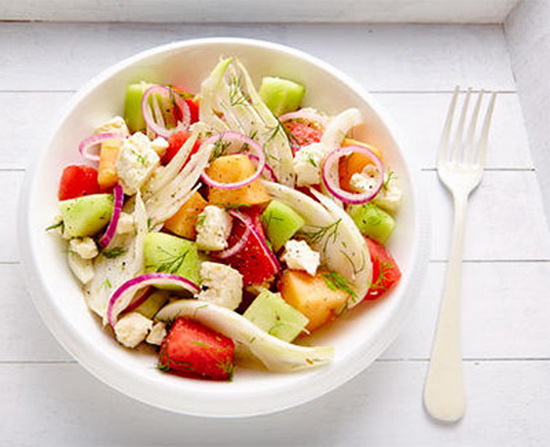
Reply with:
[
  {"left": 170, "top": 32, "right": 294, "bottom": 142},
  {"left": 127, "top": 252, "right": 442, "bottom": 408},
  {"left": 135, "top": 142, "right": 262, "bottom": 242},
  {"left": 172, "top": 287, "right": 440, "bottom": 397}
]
[{"left": 49, "top": 57, "right": 402, "bottom": 381}]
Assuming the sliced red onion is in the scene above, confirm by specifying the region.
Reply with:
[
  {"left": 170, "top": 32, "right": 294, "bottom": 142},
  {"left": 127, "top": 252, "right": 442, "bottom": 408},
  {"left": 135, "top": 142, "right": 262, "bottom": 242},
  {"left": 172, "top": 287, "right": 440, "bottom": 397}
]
[
  {"left": 279, "top": 109, "right": 328, "bottom": 128},
  {"left": 212, "top": 221, "right": 251, "bottom": 259},
  {"left": 121, "top": 286, "right": 152, "bottom": 314},
  {"left": 229, "top": 211, "right": 280, "bottom": 271},
  {"left": 78, "top": 133, "right": 126, "bottom": 163},
  {"left": 200, "top": 131, "right": 266, "bottom": 190},
  {"left": 246, "top": 154, "right": 278, "bottom": 182},
  {"left": 321, "top": 145, "right": 384, "bottom": 205},
  {"left": 141, "top": 85, "right": 191, "bottom": 139},
  {"left": 106, "top": 273, "right": 199, "bottom": 328},
  {"left": 99, "top": 184, "right": 124, "bottom": 249}
]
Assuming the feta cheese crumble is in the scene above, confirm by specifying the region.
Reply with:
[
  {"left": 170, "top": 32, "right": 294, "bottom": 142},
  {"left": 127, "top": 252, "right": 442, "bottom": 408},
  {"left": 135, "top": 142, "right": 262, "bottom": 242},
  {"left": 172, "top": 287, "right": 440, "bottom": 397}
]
[
  {"left": 116, "top": 212, "right": 135, "bottom": 235},
  {"left": 281, "top": 239, "right": 321, "bottom": 276},
  {"left": 95, "top": 115, "right": 130, "bottom": 136},
  {"left": 198, "top": 262, "right": 243, "bottom": 310},
  {"left": 292, "top": 143, "right": 326, "bottom": 187},
  {"left": 146, "top": 322, "right": 167, "bottom": 346},
  {"left": 116, "top": 132, "right": 160, "bottom": 195},
  {"left": 114, "top": 312, "right": 153, "bottom": 348},
  {"left": 195, "top": 206, "right": 232, "bottom": 251},
  {"left": 69, "top": 237, "right": 98, "bottom": 259}
]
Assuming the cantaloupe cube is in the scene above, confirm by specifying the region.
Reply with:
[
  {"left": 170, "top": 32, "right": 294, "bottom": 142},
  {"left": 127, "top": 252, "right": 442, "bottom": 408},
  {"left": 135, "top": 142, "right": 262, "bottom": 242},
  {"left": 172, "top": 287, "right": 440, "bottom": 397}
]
[
  {"left": 206, "top": 154, "right": 270, "bottom": 207},
  {"left": 279, "top": 270, "right": 349, "bottom": 332},
  {"left": 163, "top": 191, "right": 208, "bottom": 240},
  {"left": 339, "top": 140, "right": 383, "bottom": 192},
  {"left": 97, "top": 139, "right": 122, "bottom": 190}
]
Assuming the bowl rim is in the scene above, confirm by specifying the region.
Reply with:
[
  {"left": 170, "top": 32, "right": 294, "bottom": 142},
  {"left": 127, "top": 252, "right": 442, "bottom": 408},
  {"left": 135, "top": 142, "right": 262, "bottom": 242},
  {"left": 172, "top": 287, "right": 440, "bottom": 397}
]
[{"left": 18, "top": 36, "right": 430, "bottom": 418}]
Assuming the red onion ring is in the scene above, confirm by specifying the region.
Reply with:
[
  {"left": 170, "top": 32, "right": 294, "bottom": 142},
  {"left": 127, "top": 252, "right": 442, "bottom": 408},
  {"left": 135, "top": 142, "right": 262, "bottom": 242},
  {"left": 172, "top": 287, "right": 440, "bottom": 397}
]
[
  {"left": 141, "top": 85, "right": 191, "bottom": 139},
  {"left": 106, "top": 273, "right": 199, "bottom": 328},
  {"left": 200, "top": 131, "right": 266, "bottom": 190},
  {"left": 229, "top": 211, "right": 280, "bottom": 271},
  {"left": 78, "top": 133, "right": 126, "bottom": 163},
  {"left": 321, "top": 145, "right": 384, "bottom": 205},
  {"left": 98, "top": 184, "right": 124, "bottom": 249},
  {"left": 212, "top": 224, "right": 251, "bottom": 259},
  {"left": 120, "top": 286, "right": 152, "bottom": 314},
  {"left": 246, "top": 154, "right": 278, "bottom": 182},
  {"left": 279, "top": 109, "right": 328, "bottom": 128}
]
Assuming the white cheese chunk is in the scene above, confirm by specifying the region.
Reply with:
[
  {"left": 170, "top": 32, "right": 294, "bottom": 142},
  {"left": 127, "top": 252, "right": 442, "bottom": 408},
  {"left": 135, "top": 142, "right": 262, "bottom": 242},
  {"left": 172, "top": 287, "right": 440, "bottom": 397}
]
[
  {"left": 69, "top": 237, "right": 98, "bottom": 260},
  {"left": 116, "top": 212, "right": 135, "bottom": 235},
  {"left": 281, "top": 239, "right": 321, "bottom": 276},
  {"left": 150, "top": 137, "right": 169, "bottom": 157},
  {"left": 198, "top": 262, "right": 243, "bottom": 310},
  {"left": 195, "top": 206, "right": 232, "bottom": 251},
  {"left": 292, "top": 143, "right": 326, "bottom": 187},
  {"left": 95, "top": 115, "right": 130, "bottom": 136},
  {"left": 349, "top": 164, "right": 381, "bottom": 195},
  {"left": 373, "top": 172, "right": 403, "bottom": 214},
  {"left": 146, "top": 321, "right": 167, "bottom": 346},
  {"left": 116, "top": 132, "right": 160, "bottom": 195},
  {"left": 114, "top": 312, "right": 153, "bottom": 348}
]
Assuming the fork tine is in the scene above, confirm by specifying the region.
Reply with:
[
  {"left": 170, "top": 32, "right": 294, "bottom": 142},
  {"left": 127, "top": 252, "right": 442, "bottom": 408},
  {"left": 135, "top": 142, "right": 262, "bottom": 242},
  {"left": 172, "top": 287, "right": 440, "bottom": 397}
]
[
  {"left": 437, "top": 86, "right": 460, "bottom": 166},
  {"left": 463, "top": 90, "right": 484, "bottom": 164},
  {"left": 475, "top": 91, "right": 498, "bottom": 166},
  {"left": 450, "top": 87, "right": 472, "bottom": 163}
]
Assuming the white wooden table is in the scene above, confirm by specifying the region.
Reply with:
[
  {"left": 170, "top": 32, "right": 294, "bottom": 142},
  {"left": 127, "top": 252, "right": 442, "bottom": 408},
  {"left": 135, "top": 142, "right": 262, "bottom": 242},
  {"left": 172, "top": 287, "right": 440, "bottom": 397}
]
[{"left": 2, "top": 22, "right": 550, "bottom": 446}]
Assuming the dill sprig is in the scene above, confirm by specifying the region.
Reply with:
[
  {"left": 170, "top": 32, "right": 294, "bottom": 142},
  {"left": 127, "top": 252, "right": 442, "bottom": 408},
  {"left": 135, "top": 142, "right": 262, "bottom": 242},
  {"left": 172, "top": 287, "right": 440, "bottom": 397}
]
[
  {"left": 322, "top": 271, "right": 357, "bottom": 299},
  {"left": 298, "top": 219, "right": 342, "bottom": 253},
  {"left": 148, "top": 247, "right": 190, "bottom": 274},
  {"left": 102, "top": 246, "right": 127, "bottom": 259}
]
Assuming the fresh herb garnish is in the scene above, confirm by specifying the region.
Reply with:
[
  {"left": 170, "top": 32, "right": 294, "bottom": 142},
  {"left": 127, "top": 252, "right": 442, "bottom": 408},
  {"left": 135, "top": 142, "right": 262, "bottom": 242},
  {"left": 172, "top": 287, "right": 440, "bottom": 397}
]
[
  {"left": 382, "top": 171, "right": 396, "bottom": 190},
  {"left": 322, "top": 271, "right": 357, "bottom": 299},
  {"left": 102, "top": 246, "right": 127, "bottom": 259},
  {"left": 210, "top": 137, "right": 231, "bottom": 160},
  {"left": 148, "top": 247, "right": 189, "bottom": 274},
  {"left": 299, "top": 219, "right": 342, "bottom": 253},
  {"left": 45, "top": 221, "right": 63, "bottom": 232}
]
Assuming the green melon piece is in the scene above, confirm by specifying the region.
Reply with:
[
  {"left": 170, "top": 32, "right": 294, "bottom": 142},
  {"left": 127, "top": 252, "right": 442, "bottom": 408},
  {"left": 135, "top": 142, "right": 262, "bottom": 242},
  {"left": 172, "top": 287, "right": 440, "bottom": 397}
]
[
  {"left": 259, "top": 76, "right": 305, "bottom": 117},
  {"left": 243, "top": 289, "right": 308, "bottom": 342},
  {"left": 124, "top": 82, "right": 152, "bottom": 133},
  {"left": 348, "top": 202, "right": 396, "bottom": 244},
  {"left": 59, "top": 194, "right": 114, "bottom": 238},
  {"left": 143, "top": 232, "right": 201, "bottom": 288},
  {"left": 135, "top": 289, "right": 170, "bottom": 319},
  {"left": 261, "top": 200, "right": 305, "bottom": 252}
]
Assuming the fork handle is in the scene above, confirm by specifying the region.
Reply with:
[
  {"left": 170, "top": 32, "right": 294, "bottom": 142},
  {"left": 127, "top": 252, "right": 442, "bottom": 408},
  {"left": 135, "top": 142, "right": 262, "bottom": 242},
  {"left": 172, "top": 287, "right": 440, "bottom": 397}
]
[{"left": 424, "top": 196, "right": 468, "bottom": 422}]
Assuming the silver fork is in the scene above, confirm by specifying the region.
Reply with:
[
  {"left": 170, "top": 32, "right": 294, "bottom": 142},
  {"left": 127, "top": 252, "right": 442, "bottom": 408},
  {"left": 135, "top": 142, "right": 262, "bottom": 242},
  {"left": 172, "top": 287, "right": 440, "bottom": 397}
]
[{"left": 424, "top": 87, "right": 497, "bottom": 422}]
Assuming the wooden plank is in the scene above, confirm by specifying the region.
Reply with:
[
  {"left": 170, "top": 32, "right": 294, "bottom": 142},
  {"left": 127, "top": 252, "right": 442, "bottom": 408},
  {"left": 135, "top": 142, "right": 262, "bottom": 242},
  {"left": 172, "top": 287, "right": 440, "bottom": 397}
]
[
  {"left": 0, "top": 172, "right": 22, "bottom": 263},
  {"left": 0, "top": 23, "right": 515, "bottom": 92},
  {"left": 427, "top": 170, "right": 550, "bottom": 261},
  {"left": 373, "top": 92, "right": 533, "bottom": 170},
  {"left": 0, "top": 361, "right": 547, "bottom": 445},
  {"left": 0, "top": 0, "right": 520, "bottom": 24},
  {"left": 4, "top": 260, "right": 550, "bottom": 362},
  {"left": 0, "top": 265, "right": 71, "bottom": 362},
  {"left": 505, "top": 0, "right": 550, "bottom": 223},
  {"left": 382, "top": 261, "right": 550, "bottom": 360},
  {"left": 0, "top": 92, "right": 73, "bottom": 170},
  {"left": 0, "top": 91, "right": 532, "bottom": 171}
]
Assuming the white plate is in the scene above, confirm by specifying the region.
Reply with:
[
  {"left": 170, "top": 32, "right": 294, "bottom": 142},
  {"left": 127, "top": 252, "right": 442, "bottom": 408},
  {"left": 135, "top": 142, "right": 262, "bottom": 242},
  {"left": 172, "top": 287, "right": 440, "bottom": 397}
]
[{"left": 19, "top": 37, "right": 429, "bottom": 417}]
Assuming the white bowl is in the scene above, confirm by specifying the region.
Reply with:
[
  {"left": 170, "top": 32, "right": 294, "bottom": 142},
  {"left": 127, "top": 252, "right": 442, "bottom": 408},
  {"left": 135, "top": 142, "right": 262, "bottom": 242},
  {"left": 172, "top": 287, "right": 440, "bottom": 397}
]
[{"left": 19, "top": 37, "right": 428, "bottom": 417}]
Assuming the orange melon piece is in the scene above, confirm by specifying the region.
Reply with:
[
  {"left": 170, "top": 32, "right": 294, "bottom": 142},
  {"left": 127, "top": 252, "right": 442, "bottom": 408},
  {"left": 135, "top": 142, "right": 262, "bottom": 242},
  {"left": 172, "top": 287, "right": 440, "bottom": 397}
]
[
  {"left": 339, "top": 140, "right": 383, "bottom": 192},
  {"left": 163, "top": 191, "right": 208, "bottom": 240},
  {"left": 206, "top": 154, "right": 271, "bottom": 207},
  {"left": 279, "top": 270, "right": 349, "bottom": 332},
  {"left": 97, "top": 139, "right": 122, "bottom": 190}
]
